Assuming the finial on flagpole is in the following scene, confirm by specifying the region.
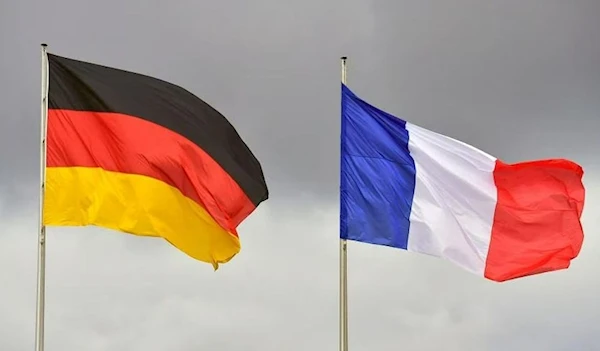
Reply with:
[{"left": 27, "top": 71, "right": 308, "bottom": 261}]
[{"left": 340, "top": 57, "right": 348, "bottom": 85}]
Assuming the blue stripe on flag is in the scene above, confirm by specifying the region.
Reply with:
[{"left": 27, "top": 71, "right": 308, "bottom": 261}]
[{"left": 340, "top": 84, "right": 417, "bottom": 250}]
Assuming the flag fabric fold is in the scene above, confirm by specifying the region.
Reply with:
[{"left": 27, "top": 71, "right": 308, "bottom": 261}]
[
  {"left": 45, "top": 53, "right": 268, "bottom": 268},
  {"left": 340, "top": 83, "right": 585, "bottom": 282}
]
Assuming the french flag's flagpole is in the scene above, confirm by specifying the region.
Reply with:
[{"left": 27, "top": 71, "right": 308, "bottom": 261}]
[{"left": 339, "top": 56, "right": 349, "bottom": 351}]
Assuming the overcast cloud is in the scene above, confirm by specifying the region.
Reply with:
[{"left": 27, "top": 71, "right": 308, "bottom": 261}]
[{"left": 1, "top": 0, "right": 599, "bottom": 350}]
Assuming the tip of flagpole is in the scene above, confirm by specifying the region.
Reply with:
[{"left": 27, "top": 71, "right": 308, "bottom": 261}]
[
  {"left": 340, "top": 56, "right": 347, "bottom": 60},
  {"left": 41, "top": 43, "right": 47, "bottom": 47}
]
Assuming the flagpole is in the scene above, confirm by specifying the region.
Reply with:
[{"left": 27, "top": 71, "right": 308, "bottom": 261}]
[
  {"left": 35, "top": 43, "right": 49, "bottom": 351},
  {"left": 339, "top": 56, "right": 348, "bottom": 351}
]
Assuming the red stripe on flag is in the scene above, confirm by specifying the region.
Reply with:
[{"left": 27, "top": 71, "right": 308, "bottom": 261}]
[{"left": 484, "top": 159, "right": 585, "bottom": 282}]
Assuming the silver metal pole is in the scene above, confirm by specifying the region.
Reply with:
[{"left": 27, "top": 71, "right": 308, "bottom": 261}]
[
  {"left": 339, "top": 56, "right": 348, "bottom": 351},
  {"left": 35, "top": 43, "right": 49, "bottom": 351}
]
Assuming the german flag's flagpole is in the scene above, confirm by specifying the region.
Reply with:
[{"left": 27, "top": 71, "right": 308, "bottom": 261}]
[
  {"left": 35, "top": 43, "right": 49, "bottom": 351},
  {"left": 34, "top": 44, "right": 268, "bottom": 351}
]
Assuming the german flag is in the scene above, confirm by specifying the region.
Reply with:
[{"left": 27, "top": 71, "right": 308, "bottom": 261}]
[{"left": 44, "top": 53, "right": 268, "bottom": 268}]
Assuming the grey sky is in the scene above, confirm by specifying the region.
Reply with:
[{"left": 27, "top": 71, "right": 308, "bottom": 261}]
[{"left": 1, "top": 1, "right": 599, "bottom": 350}]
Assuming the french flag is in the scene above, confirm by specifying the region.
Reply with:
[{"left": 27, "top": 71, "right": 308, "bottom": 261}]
[{"left": 340, "top": 84, "right": 585, "bottom": 282}]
